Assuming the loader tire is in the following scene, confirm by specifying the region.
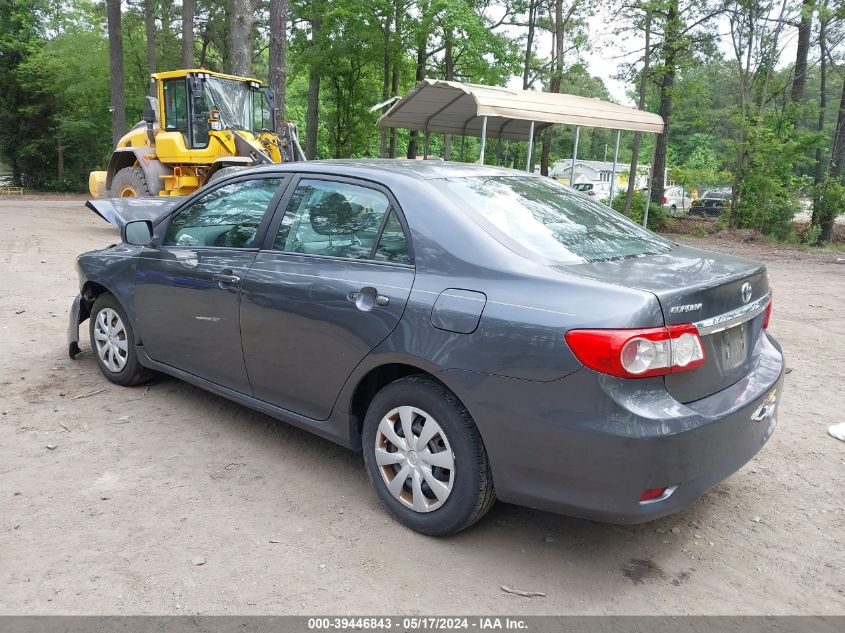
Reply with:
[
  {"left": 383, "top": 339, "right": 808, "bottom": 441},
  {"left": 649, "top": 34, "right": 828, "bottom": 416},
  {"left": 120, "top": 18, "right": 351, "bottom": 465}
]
[{"left": 110, "top": 167, "right": 152, "bottom": 198}]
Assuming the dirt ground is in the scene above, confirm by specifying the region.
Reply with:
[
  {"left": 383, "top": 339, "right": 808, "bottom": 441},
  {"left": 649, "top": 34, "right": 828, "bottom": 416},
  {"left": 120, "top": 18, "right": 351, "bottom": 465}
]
[{"left": 1, "top": 198, "right": 843, "bottom": 616}]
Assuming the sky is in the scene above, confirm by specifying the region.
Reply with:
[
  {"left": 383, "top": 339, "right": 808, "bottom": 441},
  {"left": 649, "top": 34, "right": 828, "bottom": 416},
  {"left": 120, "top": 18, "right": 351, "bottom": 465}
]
[{"left": 508, "top": 5, "right": 802, "bottom": 105}]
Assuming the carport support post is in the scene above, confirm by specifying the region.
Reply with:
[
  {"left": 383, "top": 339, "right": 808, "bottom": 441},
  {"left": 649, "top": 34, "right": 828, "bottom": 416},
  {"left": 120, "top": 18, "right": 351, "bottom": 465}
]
[
  {"left": 479, "top": 116, "right": 488, "bottom": 164},
  {"left": 423, "top": 130, "right": 430, "bottom": 159},
  {"left": 525, "top": 121, "right": 535, "bottom": 172},
  {"left": 608, "top": 130, "right": 621, "bottom": 204},
  {"left": 569, "top": 126, "right": 580, "bottom": 185}
]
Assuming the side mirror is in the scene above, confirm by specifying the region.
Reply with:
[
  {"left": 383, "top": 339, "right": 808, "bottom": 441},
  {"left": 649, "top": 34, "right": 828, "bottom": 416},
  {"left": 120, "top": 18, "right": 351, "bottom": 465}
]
[
  {"left": 122, "top": 220, "right": 154, "bottom": 246},
  {"left": 142, "top": 97, "right": 156, "bottom": 125}
]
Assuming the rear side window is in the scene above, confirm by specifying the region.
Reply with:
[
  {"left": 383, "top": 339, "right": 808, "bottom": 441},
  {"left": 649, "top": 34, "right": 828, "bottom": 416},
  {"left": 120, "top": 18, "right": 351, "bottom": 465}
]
[
  {"left": 436, "top": 176, "right": 672, "bottom": 263},
  {"left": 163, "top": 178, "right": 282, "bottom": 248},
  {"left": 273, "top": 179, "right": 395, "bottom": 260},
  {"left": 374, "top": 209, "right": 410, "bottom": 264}
]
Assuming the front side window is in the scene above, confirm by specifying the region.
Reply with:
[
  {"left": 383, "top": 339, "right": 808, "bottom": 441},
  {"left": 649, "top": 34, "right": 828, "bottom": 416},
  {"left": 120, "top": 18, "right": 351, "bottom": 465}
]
[
  {"left": 273, "top": 179, "right": 394, "bottom": 260},
  {"left": 163, "top": 178, "right": 283, "bottom": 248},
  {"left": 435, "top": 176, "right": 673, "bottom": 263}
]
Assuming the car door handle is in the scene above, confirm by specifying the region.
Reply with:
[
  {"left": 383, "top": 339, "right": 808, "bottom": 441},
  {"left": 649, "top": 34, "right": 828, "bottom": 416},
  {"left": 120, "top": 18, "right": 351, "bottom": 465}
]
[
  {"left": 213, "top": 271, "right": 241, "bottom": 285},
  {"left": 347, "top": 287, "right": 389, "bottom": 311}
]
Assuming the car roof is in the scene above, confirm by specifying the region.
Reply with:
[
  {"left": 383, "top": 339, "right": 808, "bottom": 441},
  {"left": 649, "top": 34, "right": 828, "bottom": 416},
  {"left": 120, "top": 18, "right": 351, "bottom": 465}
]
[{"left": 246, "top": 159, "right": 527, "bottom": 181}]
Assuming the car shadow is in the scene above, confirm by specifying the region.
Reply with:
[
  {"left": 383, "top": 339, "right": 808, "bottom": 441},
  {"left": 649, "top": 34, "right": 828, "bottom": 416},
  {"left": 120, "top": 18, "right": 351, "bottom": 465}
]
[{"left": 138, "top": 369, "right": 726, "bottom": 552}]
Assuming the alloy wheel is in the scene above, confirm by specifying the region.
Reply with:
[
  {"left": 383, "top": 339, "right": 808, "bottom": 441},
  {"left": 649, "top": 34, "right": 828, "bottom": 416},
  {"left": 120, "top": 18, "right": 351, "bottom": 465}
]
[{"left": 374, "top": 406, "right": 455, "bottom": 512}]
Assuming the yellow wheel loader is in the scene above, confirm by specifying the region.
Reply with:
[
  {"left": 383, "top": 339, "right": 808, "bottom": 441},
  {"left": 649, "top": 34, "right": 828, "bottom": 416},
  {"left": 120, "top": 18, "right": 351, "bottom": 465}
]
[{"left": 89, "top": 69, "right": 305, "bottom": 198}]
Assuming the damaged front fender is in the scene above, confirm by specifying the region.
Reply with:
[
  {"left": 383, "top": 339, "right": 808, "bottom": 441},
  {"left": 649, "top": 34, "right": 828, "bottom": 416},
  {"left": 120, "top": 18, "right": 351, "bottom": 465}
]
[
  {"left": 86, "top": 198, "right": 178, "bottom": 228},
  {"left": 68, "top": 294, "right": 86, "bottom": 359}
]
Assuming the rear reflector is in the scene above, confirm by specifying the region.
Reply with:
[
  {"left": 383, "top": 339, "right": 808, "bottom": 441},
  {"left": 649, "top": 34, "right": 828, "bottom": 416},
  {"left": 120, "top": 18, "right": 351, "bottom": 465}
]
[
  {"left": 639, "top": 487, "right": 668, "bottom": 502},
  {"left": 763, "top": 296, "right": 772, "bottom": 329},
  {"left": 565, "top": 324, "right": 705, "bottom": 379}
]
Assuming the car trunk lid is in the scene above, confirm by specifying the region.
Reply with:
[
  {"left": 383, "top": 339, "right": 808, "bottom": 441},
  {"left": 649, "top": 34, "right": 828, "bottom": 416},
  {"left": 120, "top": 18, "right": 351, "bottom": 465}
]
[{"left": 561, "top": 244, "right": 769, "bottom": 403}]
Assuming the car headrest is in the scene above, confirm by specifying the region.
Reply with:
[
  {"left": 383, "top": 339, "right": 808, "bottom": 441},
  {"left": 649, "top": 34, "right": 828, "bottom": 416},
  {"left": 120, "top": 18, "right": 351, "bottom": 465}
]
[{"left": 309, "top": 193, "right": 359, "bottom": 236}]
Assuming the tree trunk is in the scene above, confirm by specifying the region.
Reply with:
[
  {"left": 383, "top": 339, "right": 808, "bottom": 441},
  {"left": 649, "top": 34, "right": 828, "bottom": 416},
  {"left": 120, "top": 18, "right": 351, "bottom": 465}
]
[
  {"left": 229, "top": 0, "right": 254, "bottom": 76},
  {"left": 823, "top": 68, "right": 845, "bottom": 241},
  {"left": 623, "top": 14, "right": 650, "bottom": 214},
  {"left": 389, "top": 63, "right": 400, "bottom": 157},
  {"left": 181, "top": 0, "right": 195, "bottom": 68},
  {"left": 650, "top": 1, "right": 679, "bottom": 205},
  {"left": 522, "top": 0, "right": 536, "bottom": 90},
  {"left": 790, "top": 0, "right": 813, "bottom": 106},
  {"left": 539, "top": 74, "right": 561, "bottom": 175},
  {"left": 443, "top": 32, "right": 454, "bottom": 160},
  {"left": 811, "top": 9, "right": 828, "bottom": 228},
  {"left": 106, "top": 0, "right": 125, "bottom": 147},
  {"left": 379, "top": 10, "right": 393, "bottom": 157},
  {"left": 199, "top": 20, "right": 211, "bottom": 67},
  {"left": 540, "top": 0, "right": 564, "bottom": 176},
  {"left": 407, "top": 42, "right": 426, "bottom": 159},
  {"left": 57, "top": 138, "right": 64, "bottom": 185},
  {"left": 144, "top": 0, "right": 157, "bottom": 80},
  {"left": 388, "top": 0, "right": 402, "bottom": 158},
  {"left": 269, "top": 0, "right": 288, "bottom": 127},
  {"left": 305, "top": 16, "right": 322, "bottom": 159},
  {"left": 829, "top": 72, "right": 845, "bottom": 181},
  {"left": 305, "top": 72, "right": 320, "bottom": 159}
]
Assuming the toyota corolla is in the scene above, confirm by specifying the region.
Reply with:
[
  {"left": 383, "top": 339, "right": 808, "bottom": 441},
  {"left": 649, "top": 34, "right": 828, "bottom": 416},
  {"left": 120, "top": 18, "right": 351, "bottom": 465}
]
[{"left": 68, "top": 160, "right": 784, "bottom": 536}]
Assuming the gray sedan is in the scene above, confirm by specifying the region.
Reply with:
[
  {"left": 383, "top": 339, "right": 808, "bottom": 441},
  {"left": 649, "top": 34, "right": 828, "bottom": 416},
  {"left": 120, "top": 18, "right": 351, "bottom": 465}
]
[{"left": 69, "top": 160, "right": 783, "bottom": 536}]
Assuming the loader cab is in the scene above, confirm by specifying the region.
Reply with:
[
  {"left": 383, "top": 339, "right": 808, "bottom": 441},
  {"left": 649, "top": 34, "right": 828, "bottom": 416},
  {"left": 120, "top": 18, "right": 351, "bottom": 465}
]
[
  {"left": 159, "top": 71, "right": 275, "bottom": 151},
  {"left": 161, "top": 75, "right": 211, "bottom": 149}
]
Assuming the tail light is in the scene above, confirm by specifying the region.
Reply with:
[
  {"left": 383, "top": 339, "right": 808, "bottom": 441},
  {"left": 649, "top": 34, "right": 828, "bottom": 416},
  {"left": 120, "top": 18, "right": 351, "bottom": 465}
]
[
  {"left": 662, "top": 195, "right": 668, "bottom": 204},
  {"left": 565, "top": 324, "right": 705, "bottom": 379},
  {"left": 763, "top": 297, "right": 772, "bottom": 329}
]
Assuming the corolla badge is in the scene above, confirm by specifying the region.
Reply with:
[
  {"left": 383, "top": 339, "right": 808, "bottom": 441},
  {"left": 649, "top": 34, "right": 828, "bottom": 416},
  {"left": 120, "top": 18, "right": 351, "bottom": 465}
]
[
  {"left": 670, "top": 303, "right": 703, "bottom": 314},
  {"left": 741, "top": 282, "right": 753, "bottom": 303}
]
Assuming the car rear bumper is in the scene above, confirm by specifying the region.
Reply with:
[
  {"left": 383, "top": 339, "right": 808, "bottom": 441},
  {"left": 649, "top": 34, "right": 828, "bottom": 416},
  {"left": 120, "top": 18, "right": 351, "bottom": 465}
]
[{"left": 445, "top": 331, "right": 784, "bottom": 523}]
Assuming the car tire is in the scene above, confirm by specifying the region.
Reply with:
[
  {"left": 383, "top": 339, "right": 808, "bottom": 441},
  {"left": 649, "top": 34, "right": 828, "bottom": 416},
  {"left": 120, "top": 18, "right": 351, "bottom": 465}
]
[
  {"left": 362, "top": 375, "right": 495, "bottom": 536},
  {"left": 89, "top": 293, "right": 152, "bottom": 387},
  {"left": 110, "top": 167, "right": 152, "bottom": 197}
]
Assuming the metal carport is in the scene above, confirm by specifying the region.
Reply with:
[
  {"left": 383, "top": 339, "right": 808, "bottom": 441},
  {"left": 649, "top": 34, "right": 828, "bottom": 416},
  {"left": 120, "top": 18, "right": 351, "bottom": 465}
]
[{"left": 378, "top": 79, "right": 665, "bottom": 225}]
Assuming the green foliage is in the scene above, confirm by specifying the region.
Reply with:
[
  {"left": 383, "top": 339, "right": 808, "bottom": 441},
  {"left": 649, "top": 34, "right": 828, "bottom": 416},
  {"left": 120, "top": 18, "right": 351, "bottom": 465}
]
[
  {"left": 668, "top": 135, "right": 731, "bottom": 191},
  {"left": 610, "top": 188, "right": 668, "bottom": 231},
  {"left": 812, "top": 178, "right": 845, "bottom": 244},
  {"left": 0, "top": 0, "right": 840, "bottom": 231},
  {"left": 804, "top": 223, "right": 822, "bottom": 245},
  {"left": 730, "top": 111, "right": 823, "bottom": 239}
]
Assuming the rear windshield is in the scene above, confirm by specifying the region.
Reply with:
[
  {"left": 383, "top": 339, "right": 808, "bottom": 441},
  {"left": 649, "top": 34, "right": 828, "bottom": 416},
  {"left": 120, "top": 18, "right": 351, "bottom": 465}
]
[{"left": 435, "top": 175, "right": 673, "bottom": 263}]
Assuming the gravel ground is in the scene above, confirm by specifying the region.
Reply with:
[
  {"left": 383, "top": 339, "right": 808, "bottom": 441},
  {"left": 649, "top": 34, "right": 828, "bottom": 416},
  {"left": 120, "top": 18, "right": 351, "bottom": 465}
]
[{"left": 1, "top": 199, "right": 843, "bottom": 615}]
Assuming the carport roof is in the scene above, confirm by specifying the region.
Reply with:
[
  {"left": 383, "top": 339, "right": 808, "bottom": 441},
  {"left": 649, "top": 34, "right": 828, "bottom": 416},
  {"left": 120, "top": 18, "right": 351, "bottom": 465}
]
[{"left": 378, "top": 79, "right": 665, "bottom": 140}]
